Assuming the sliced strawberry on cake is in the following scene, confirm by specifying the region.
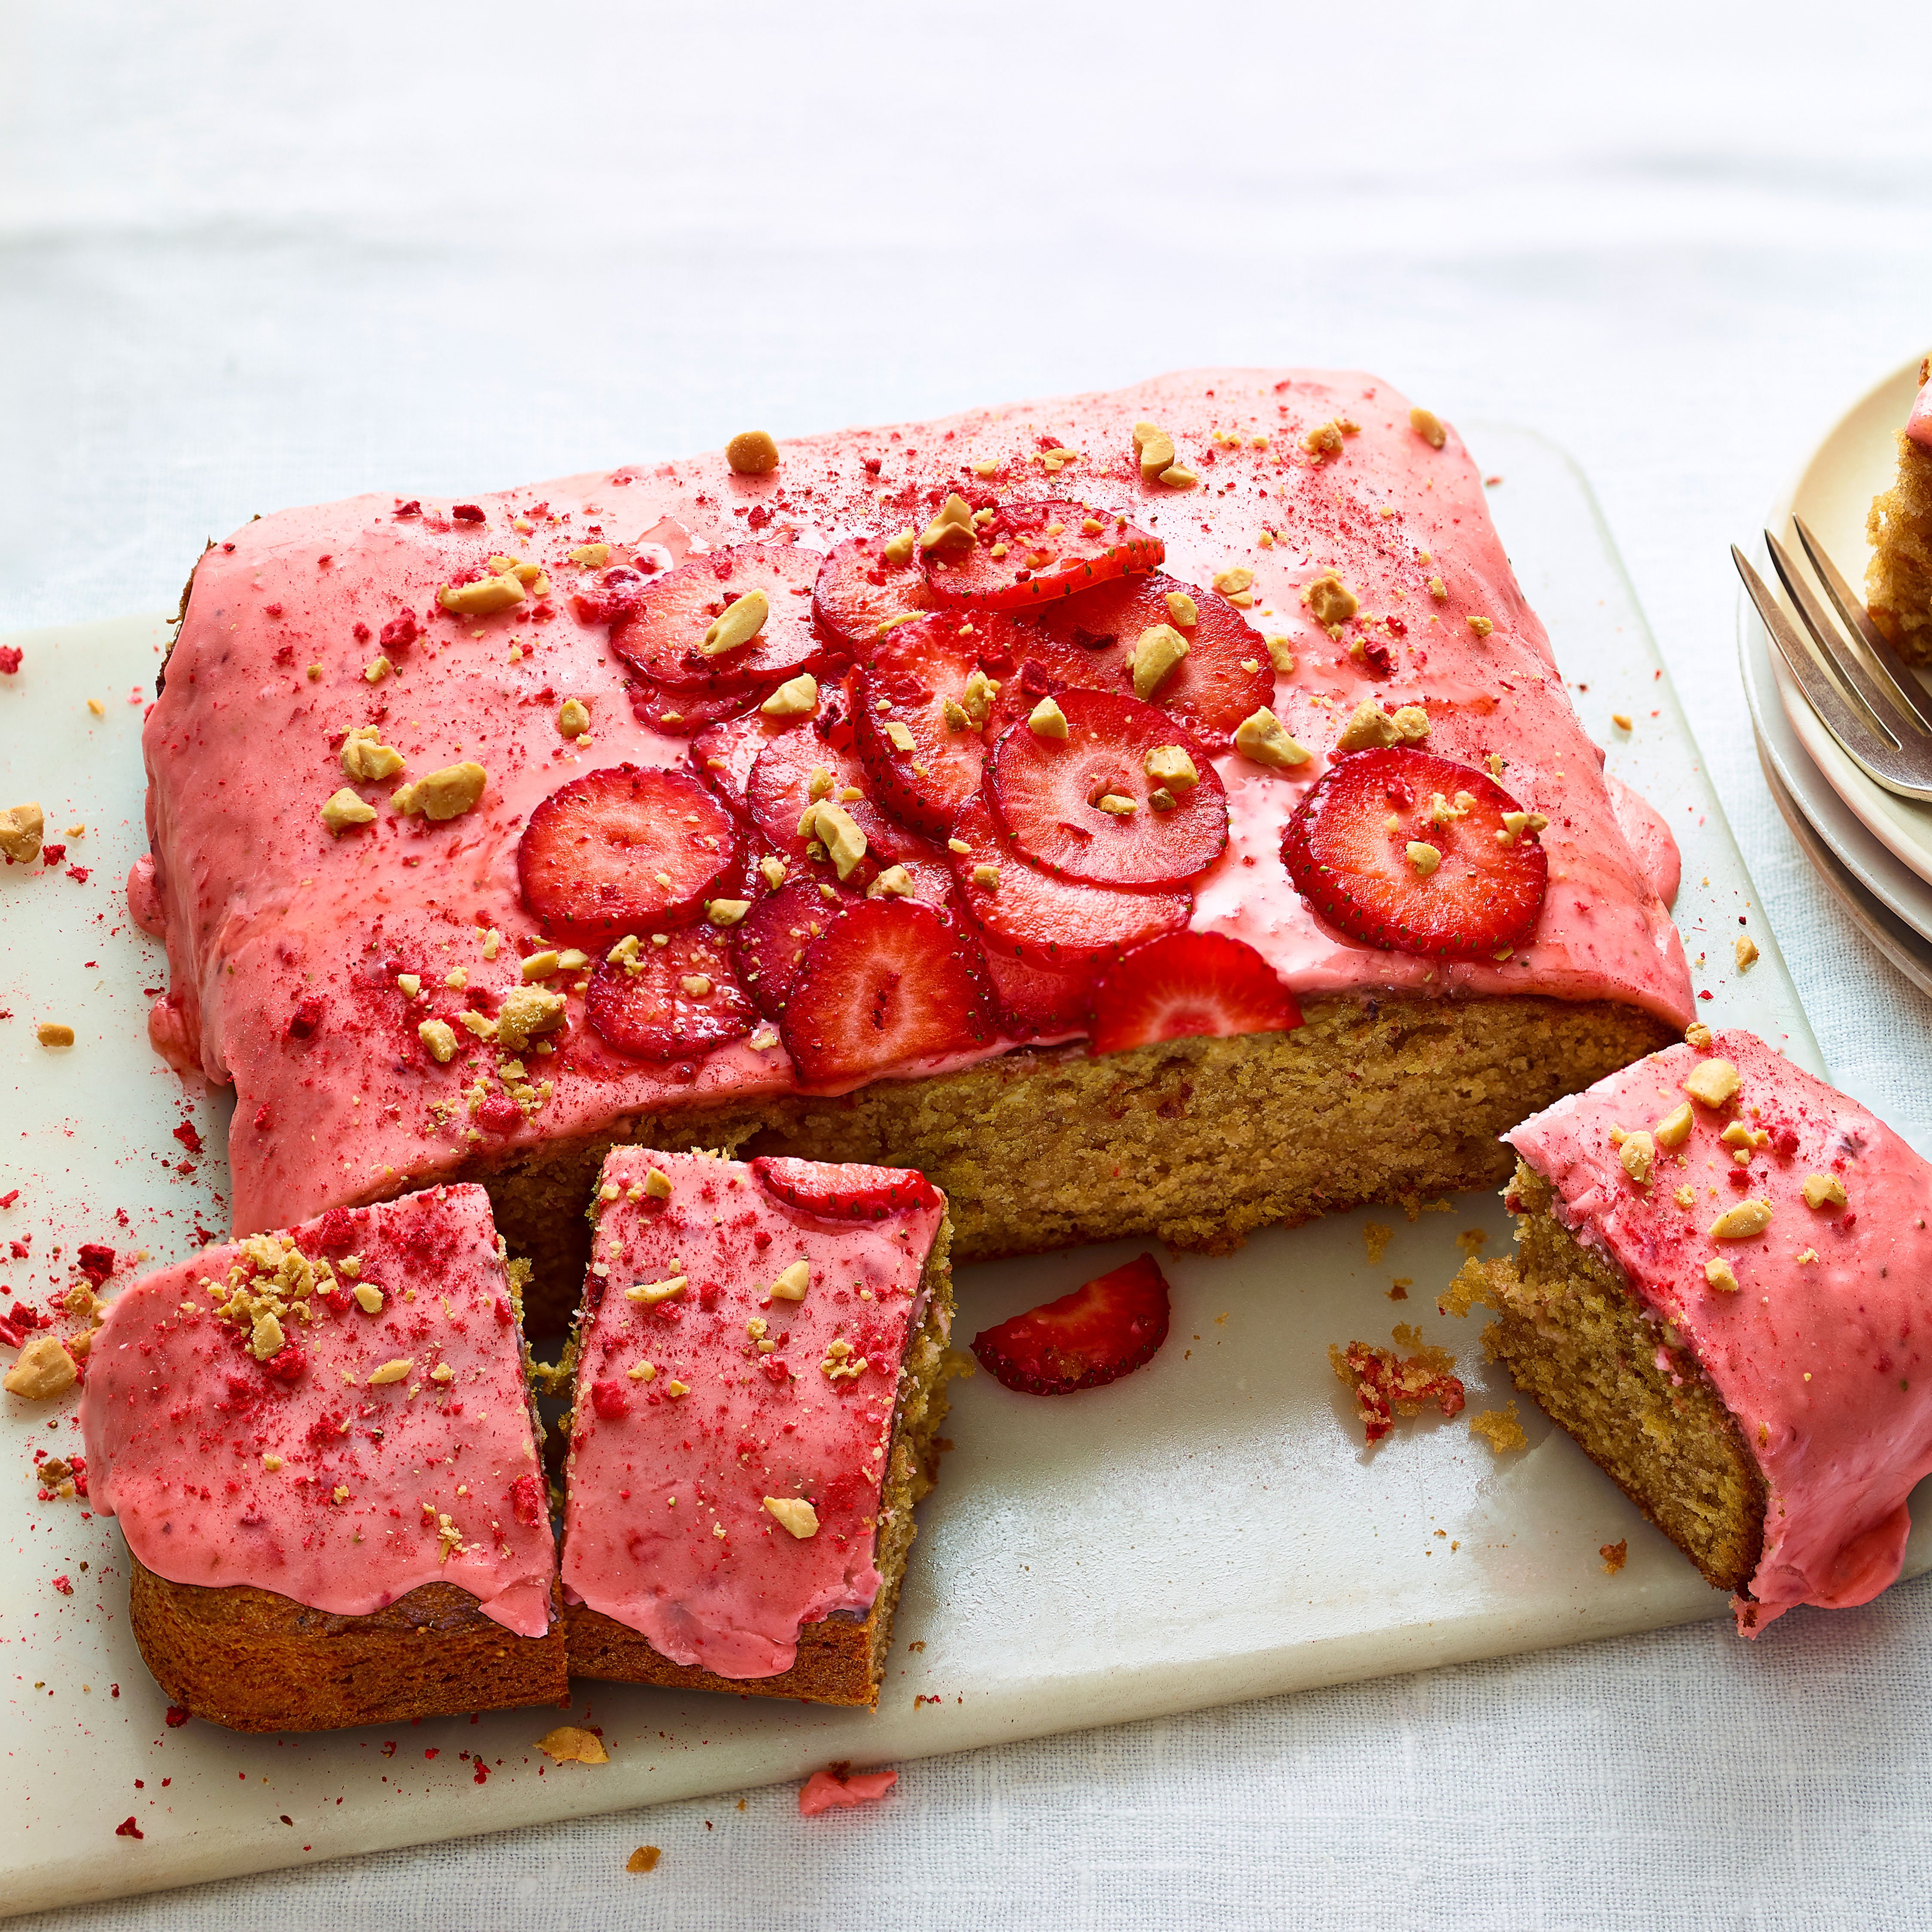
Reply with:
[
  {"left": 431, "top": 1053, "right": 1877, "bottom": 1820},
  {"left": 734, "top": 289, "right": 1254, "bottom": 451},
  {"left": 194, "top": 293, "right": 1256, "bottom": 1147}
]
[
  {"left": 730, "top": 875, "right": 836, "bottom": 1019},
  {"left": 1282, "top": 746, "right": 1548, "bottom": 960},
  {"left": 1086, "top": 931, "right": 1303, "bottom": 1055},
  {"left": 947, "top": 791, "right": 1189, "bottom": 967},
  {"left": 518, "top": 766, "right": 741, "bottom": 945},
  {"left": 850, "top": 612, "right": 1032, "bottom": 836},
  {"left": 750, "top": 1155, "right": 942, "bottom": 1221},
  {"left": 627, "top": 677, "right": 774, "bottom": 737},
  {"left": 921, "top": 498, "right": 1163, "bottom": 610},
  {"left": 812, "top": 531, "right": 932, "bottom": 650},
  {"left": 987, "top": 690, "right": 1227, "bottom": 887},
  {"left": 584, "top": 927, "right": 756, "bottom": 1061},
  {"left": 972, "top": 1253, "right": 1172, "bottom": 1396},
  {"left": 611, "top": 544, "right": 827, "bottom": 692},
  {"left": 981, "top": 949, "right": 1094, "bottom": 1040},
  {"left": 778, "top": 899, "right": 996, "bottom": 1084},
  {"left": 1035, "top": 571, "right": 1275, "bottom": 749}
]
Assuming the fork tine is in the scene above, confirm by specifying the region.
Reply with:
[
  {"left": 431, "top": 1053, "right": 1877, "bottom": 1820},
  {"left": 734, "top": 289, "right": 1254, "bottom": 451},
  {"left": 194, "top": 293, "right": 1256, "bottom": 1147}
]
[
  {"left": 1732, "top": 547, "right": 1905, "bottom": 772},
  {"left": 1764, "top": 532, "right": 1910, "bottom": 749},
  {"left": 1790, "top": 513, "right": 1932, "bottom": 735}
]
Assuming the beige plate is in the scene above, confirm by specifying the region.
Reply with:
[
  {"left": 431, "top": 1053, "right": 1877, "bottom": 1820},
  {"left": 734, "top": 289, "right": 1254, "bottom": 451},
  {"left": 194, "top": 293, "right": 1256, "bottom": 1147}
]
[
  {"left": 1766, "top": 355, "right": 1932, "bottom": 896},
  {"left": 0, "top": 428, "right": 1899, "bottom": 1921}
]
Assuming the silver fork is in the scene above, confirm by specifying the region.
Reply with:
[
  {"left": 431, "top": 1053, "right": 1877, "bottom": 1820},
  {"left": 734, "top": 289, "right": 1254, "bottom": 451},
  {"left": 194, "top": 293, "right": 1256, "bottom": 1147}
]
[{"left": 1733, "top": 517, "right": 1932, "bottom": 802}]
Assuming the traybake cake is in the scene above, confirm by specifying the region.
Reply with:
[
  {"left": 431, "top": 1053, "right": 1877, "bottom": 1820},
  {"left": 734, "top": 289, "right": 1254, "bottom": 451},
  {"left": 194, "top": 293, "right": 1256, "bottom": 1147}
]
[
  {"left": 559, "top": 1147, "right": 952, "bottom": 1707},
  {"left": 79, "top": 1185, "right": 566, "bottom": 1732},
  {"left": 133, "top": 370, "right": 1694, "bottom": 1324},
  {"left": 1866, "top": 355, "right": 1932, "bottom": 661},
  {"left": 1451, "top": 1027, "right": 1932, "bottom": 1631}
]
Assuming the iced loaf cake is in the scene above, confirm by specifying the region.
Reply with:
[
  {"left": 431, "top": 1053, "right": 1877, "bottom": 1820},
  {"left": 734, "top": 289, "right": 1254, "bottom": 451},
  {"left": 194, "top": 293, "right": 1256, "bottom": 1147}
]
[{"left": 134, "top": 371, "right": 1693, "bottom": 1324}]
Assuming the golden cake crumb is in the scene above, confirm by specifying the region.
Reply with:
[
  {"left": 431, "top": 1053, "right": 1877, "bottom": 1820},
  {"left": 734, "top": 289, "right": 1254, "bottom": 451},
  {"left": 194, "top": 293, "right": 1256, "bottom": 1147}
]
[
  {"left": 628, "top": 1847, "right": 662, "bottom": 1874},
  {"left": 1685, "top": 1020, "right": 1714, "bottom": 1049},
  {"left": 1466, "top": 616, "right": 1494, "bottom": 639},
  {"left": 1468, "top": 1402, "right": 1527, "bottom": 1455},
  {"left": 1364, "top": 1221, "right": 1393, "bottom": 1265},
  {"left": 1599, "top": 1538, "right": 1628, "bottom": 1574}
]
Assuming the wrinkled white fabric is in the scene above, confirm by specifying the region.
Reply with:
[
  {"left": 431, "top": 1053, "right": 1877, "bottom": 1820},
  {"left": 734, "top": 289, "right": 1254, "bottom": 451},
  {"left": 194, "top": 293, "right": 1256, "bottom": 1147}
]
[{"left": 7, "top": 0, "right": 1932, "bottom": 1925}]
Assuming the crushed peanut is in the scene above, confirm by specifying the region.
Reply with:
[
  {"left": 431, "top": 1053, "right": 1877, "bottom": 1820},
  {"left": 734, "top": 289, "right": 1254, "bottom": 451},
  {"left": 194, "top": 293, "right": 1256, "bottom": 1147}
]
[
  {"left": 1028, "top": 696, "right": 1069, "bottom": 739},
  {"left": 701, "top": 589, "right": 769, "bottom": 656},
  {"left": 1409, "top": 407, "right": 1447, "bottom": 450},
  {"left": 1736, "top": 935, "right": 1759, "bottom": 971},
  {"left": 1233, "top": 708, "right": 1309, "bottom": 769},
  {"left": 763, "top": 1495, "right": 819, "bottom": 1539},
  {"left": 390, "top": 761, "right": 487, "bottom": 821},
  {"left": 1710, "top": 1199, "right": 1774, "bottom": 1240},
  {"left": 1683, "top": 1058, "right": 1741, "bottom": 1109},
  {"left": 4, "top": 1336, "right": 76, "bottom": 1400},
  {"left": 770, "top": 1260, "right": 811, "bottom": 1301},
  {"left": 321, "top": 787, "right": 377, "bottom": 833},
  {"left": 1618, "top": 1130, "right": 1656, "bottom": 1185},
  {"left": 1165, "top": 590, "right": 1199, "bottom": 627},
  {"left": 1130, "top": 624, "right": 1189, "bottom": 700},
  {"left": 625, "top": 1275, "right": 687, "bottom": 1306},
  {"left": 1145, "top": 744, "right": 1199, "bottom": 792},
  {"left": 1653, "top": 1101, "right": 1693, "bottom": 1148},
  {"left": 418, "top": 1018, "right": 457, "bottom": 1063},
  {"left": 1801, "top": 1174, "right": 1847, "bottom": 1210},
  {"left": 762, "top": 673, "right": 818, "bottom": 719},
  {"left": 1301, "top": 572, "right": 1358, "bottom": 629},
  {"left": 35, "top": 1024, "right": 74, "bottom": 1049},
  {"left": 1705, "top": 1257, "right": 1740, "bottom": 1293},
  {"left": 558, "top": 697, "right": 591, "bottom": 738},
  {"left": 725, "top": 429, "right": 781, "bottom": 475},
  {"left": 340, "top": 724, "right": 405, "bottom": 781},
  {"left": 0, "top": 802, "right": 45, "bottom": 863}
]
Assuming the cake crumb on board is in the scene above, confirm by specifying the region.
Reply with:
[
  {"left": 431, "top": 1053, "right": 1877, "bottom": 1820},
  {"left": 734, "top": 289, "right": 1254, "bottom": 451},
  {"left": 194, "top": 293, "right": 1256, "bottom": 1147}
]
[
  {"left": 1363, "top": 1222, "right": 1393, "bottom": 1266},
  {"left": 1600, "top": 1539, "right": 1628, "bottom": 1575},
  {"left": 627, "top": 1846, "right": 661, "bottom": 1873},
  {"left": 1469, "top": 1402, "right": 1528, "bottom": 1454}
]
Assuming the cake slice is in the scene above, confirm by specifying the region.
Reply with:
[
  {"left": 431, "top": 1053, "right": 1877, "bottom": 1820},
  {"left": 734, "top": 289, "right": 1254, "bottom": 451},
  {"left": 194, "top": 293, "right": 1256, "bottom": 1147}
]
[
  {"left": 1452, "top": 1026, "right": 1932, "bottom": 1631},
  {"left": 1865, "top": 355, "right": 1932, "bottom": 661},
  {"left": 80, "top": 1185, "right": 566, "bottom": 1730},
  {"left": 560, "top": 1147, "right": 952, "bottom": 1706}
]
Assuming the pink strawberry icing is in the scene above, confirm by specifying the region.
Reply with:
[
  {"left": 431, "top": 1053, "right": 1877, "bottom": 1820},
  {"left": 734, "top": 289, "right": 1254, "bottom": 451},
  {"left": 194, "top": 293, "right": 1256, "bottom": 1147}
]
[
  {"left": 134, "top": 371, "right": 1692, "bottom": 1236},
  {"left": 1908, "top": 373, "right": 1932, "bottom": 449},
  {"left": 1507, "top": 1029, "right": 1932, "bottom": 1632},
  {"left": 560, "top": 1148, "right": 944, "bottom": 1679},
  {"left": 80, "top": 1185, "right": 555, "bottom": 1635}
]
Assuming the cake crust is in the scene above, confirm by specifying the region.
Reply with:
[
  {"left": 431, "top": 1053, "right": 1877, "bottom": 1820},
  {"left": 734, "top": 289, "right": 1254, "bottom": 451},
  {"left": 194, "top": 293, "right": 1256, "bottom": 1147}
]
[{"left": 128, "top": 1565, "right": 569, "bottom": 1733}]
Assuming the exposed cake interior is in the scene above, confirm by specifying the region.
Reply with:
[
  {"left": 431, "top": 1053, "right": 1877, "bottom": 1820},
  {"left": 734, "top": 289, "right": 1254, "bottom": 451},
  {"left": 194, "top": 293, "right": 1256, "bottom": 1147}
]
[
  {"left": 1455, "top": 1163, "right": 1766, "bottom": 1593},
  {"left": 1866, "top": 356, "right": 1932, "bottom": 662},
  {"left": 561, "top": 1147, "right": 952, "bottom": 1706}
]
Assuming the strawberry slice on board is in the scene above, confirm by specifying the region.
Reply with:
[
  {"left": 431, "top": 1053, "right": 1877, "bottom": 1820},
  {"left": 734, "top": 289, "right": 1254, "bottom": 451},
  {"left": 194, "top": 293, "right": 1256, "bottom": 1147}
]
[
  {"left": 922, "top": 500, "right": 1163, "bottom": 611},
  {"left": 1086, "top": 930, "right": 1303, "bottom": 1056},
  {"left": 948, "top": 791, "right": 1190, "bottom": 967},
  {"left": 811, "top": 532, "right": 933, "bottom": 652},
  {"left": 1282, "top": 747, "right": 1549, "bottom": 960},
  {"left": 627, "top": 678, "right": 773, "bottom": 738},
  {"left": 517, "top": 766, "right": 741, "bottom": 945},
  {"left": 730, "top": 875, "right": 838, "bottom": 1020},
  {"left": 610, "top": 544, "right": 827, "bottom": 693},
  {"left": 750, "top": 1155, "right": 942, "bottom": 1222},
  {"left": 1037, "top": 572, "right": 1274, "bottom": 749},
  {"left": 983, "top": 948, "right": 1094, "bottom": 1040},
  {"left": 972, "top": 1254, "right": 1171, "bottom": 1396},
  {"left": 987, "top": 690, "right": 1227, "bottom": 888},
  {"left": 849, "top": 612, "right": 1014, "bottom": 837},
  {"left": 583, "top": 929, "right": 756, "bottom": 1061},
  {"left": 778, "top": 899, "right": 997, "bottom": 1086}
]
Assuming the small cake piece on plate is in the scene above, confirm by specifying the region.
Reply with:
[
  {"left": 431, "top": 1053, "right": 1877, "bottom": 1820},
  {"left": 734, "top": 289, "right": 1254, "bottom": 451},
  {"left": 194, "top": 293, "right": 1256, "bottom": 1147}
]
[
  {"left": 81, "top": 1185, "right": 565, "bottom": 1731},
  {"left": 561, "top": 1147, "right": 952, "bottom": 1706},
  {"left": 1456, "top": 1027, "right": 1932, "bottom": 1631},
  {"left": 1866, "top": 354, "right": 1932, "bottom": 661}
]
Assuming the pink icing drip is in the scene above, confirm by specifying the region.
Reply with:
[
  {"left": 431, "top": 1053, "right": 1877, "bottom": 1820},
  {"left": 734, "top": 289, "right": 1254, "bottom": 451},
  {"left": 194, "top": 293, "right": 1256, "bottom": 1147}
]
[
  {"left": 1507, "top": 1030, "right": 1932, "bottom": 1633},
  {"left": 560, "top": 1148, "right": 944, "bottom": 1679},
  {"left": 80, "top": 1185, "right": 556, "bottom": 1635},
  {"left": 1908, "top": 377, "right": 1932, "bottom": 450},
  {"left": 135, "top": 370, "right": 1691, "bottom": 1236}
]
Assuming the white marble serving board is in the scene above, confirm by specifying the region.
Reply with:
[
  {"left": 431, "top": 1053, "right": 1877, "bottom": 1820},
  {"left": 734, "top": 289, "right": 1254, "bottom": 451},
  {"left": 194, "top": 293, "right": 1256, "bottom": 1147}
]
[{"left": 1, "top": 425, "right": 1911, "bottom": 1920}]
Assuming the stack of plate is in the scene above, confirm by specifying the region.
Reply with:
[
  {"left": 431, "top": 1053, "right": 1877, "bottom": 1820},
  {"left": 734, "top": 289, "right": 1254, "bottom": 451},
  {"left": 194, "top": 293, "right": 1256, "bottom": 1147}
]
[{"left": 1739, "top": 355, "right": 1932, "bottom": 997}]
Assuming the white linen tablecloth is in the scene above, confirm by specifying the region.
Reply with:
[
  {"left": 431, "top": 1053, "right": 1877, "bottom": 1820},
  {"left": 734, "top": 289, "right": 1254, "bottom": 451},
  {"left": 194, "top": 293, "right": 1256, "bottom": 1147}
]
[{"left": 6, "top": 2, "right": 1932, "bottom": 1924}]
